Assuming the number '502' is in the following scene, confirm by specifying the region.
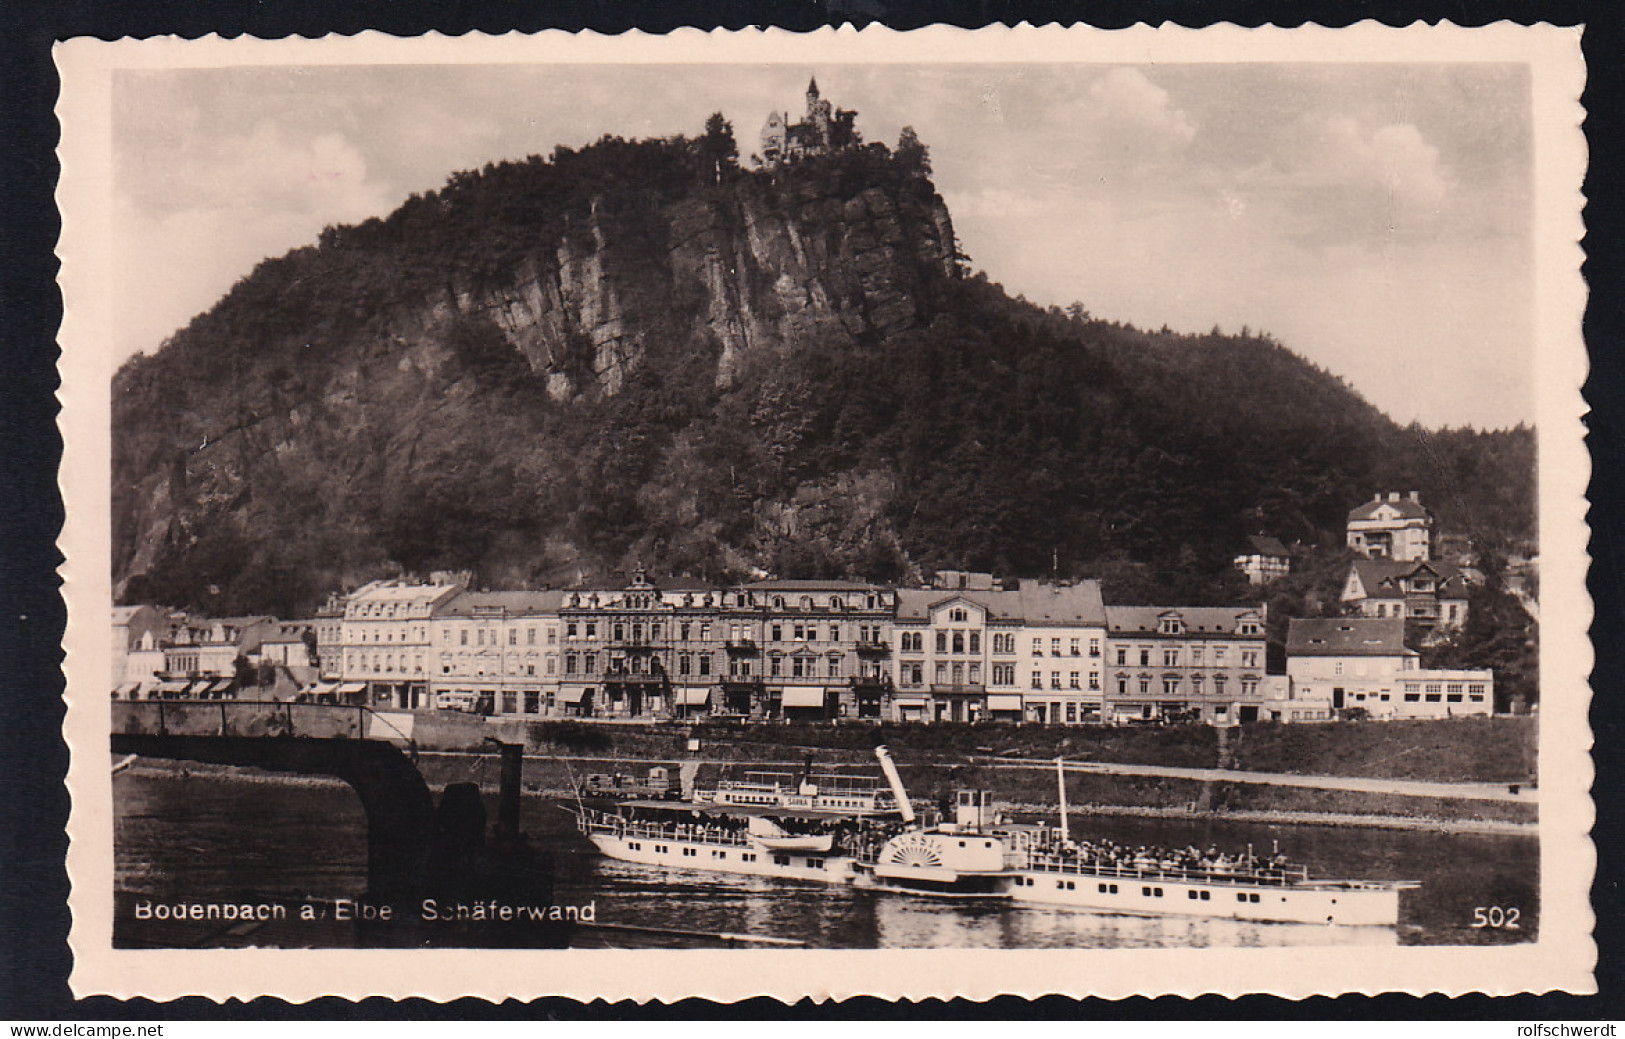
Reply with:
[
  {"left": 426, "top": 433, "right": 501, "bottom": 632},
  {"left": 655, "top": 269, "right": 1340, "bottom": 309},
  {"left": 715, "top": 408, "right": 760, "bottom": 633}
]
[{"left": 1471, "top": 906, "right": 1520, "bottom": 928}]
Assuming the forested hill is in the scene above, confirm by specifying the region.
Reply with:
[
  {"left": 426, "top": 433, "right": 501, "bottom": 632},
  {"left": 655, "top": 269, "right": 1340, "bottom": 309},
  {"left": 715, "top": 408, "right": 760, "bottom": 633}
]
[{"left": 111, "top": 121, "right": 1536, "bottom": 618}]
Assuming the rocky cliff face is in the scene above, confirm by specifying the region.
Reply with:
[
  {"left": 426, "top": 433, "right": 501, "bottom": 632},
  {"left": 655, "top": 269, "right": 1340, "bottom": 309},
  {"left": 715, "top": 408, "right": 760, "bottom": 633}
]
[
  {"left": 112, "top": 142, "right": 961, "bottom": 613},
  {"left": 448, "top": 173, "right": 956, "bottom": 399}
]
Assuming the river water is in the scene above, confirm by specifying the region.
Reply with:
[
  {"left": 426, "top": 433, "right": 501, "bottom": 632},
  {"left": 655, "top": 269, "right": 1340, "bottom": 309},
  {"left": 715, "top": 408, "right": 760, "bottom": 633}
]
[{"left": 113, "top": 768, "right": 1537, "bottom": 950}]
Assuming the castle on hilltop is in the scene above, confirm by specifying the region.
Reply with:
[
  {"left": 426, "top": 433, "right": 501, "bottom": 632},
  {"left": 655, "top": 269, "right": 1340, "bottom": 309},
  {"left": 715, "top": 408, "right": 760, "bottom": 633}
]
[{"left": 758, "top": 78, "right": 859, "bottom": 167}]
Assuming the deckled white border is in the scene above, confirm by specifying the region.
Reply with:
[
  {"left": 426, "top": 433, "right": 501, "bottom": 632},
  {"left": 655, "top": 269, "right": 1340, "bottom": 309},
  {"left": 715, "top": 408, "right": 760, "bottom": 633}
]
[{"left": 57, "top": 22, "right": 1593, "bottom": 1001}]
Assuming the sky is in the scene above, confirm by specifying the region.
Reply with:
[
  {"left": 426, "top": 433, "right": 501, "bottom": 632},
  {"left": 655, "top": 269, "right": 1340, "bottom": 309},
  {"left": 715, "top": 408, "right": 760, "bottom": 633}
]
[{"left": 112, "top": 62, "right": 1534, "bottom": 429}]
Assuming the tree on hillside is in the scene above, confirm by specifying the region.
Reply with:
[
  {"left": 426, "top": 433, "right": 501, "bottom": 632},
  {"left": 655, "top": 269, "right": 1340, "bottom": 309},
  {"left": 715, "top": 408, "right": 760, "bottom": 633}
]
[{"left": 698, "top": 112, "right": 739, "bottom": 184}]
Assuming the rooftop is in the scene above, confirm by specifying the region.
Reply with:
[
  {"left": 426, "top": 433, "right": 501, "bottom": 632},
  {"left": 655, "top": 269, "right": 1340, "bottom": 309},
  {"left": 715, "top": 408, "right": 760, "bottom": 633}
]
[{"left": 1286, "top": 617, "right": 1414, "bottom": 657}]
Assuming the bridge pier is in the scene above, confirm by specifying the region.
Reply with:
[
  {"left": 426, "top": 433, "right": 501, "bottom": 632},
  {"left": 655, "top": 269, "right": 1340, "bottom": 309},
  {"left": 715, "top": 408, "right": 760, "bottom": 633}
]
[{"left": 110, "top": 733, "right": 437, "bottom": 903}]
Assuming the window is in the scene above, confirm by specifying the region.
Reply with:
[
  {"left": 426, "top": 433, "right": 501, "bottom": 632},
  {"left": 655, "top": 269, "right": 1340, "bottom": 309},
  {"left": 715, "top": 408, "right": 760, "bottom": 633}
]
[
  {"left": 584, "top": 653, "right": 596, "bottom": 674},
  {"left": 1139, "top": 648, "right": 1151, "bottom": 667},
  {"left": 1052, "top": 638, "right": 1062, "bottom": 656},
  {"left": 1066, "top": 702, "right": 1077, "bottom": 723},
  {"left": 1163, "top": 678, "right": 1179, "bottom": 696},
  {"left": 509, "top": 629, "right": 518, "bottom": 646},
  {"left": 792, "top": 656, "right": 806, "bottom": 679},
  {"left": 1239, "top": 621, "right": 1261, "bottom": 636},
  {"left": 566, "top": 653, "right": 578, "bottom": 674},
  {"left": 698, "top": 656, "right": 711, "bottom": 676},
  {"left": 1242, "top": 650, "right": 1258, "bottom": 669},
  {"left": 1241, "top": 678, "right": 1259, "bottom": 697},
  {"left": 950, "top": 608, "right": 967, "bottom": 623},
  {"left": 1051, "top": 671, "right": 1062, "bottom": 689},
  {"left": 794, "top": 623, "right": 806, "bottom": 642},
  {"left": 527, "top": 627, "right": 537, "bottom": 646},
  {"left": 951, "top": 663, "right": 964, "bottom": 685},
  {"left": 969, "top": 632, "right": 981, "bottom": 654},
  {"left": 1213, "top": 675, "right": 1226, "bottom": 695},
  {"left": 1116, "top": 677, "right": 1128, "bottom": 695},
  {"left": 908, "top": 664, "right": 924, "bottom": 685},
  {"left": 1191, "top": 675, "right": 1203, "bottom": 695},
  {"left": 1163, "top": 648, "right": 1179, "bottom": 667},
  {"left": 936, "top": 631, "right": 948, "bottom": 653},
  {"left": 1159, "top": 618, "right": 1183, "bottom": 635},
  {"left": 1115, "top": 647, "right": 1127, "bottom": 665},
  {"left": 524, "top": 690, "right": 540, "bottom": 714},
  {"left": 1070, "top": 672, "right": 1081, "bottom": 690},
  {"left": 1032, "top": 672, "right": 1043, "bottom": 689},
  {"left": 679, "top": 655, "right": 692, "bottom": 676},
  {"left": 968, "top": 663, "right": 980, "bottom": 684},
  {"left": 771, "top": 624, "right": 783, "bottom": 642},
  {"left": 827, "top": 656, "right": 840, "bottom": 679},
  {"left": 1070, "top": 638, "right": 1081, "bottom": 656},
  {"left": 801, "top": 596, "right": 813, "bottom": 611},
  {"left": 501, "top": 692, "right": 518, "bottom": 715},
  {"left": 460, "top": 630, "right": 468, "bottom": 646},
  {"left": 1089, "top": 671, "right": 1100, "bottom": 691},
  {"left": 952, "top": 632, "right": 964, "bottom": 654},
  {"left": 585, "top": 622, "right": 596, "bottom": 638},
  {"left": 770, "top": 654, "right": 783, "bottom": 677},
  {"left": 1089, "top": 638, "right": 1101, "bottom": 657},
  {"left": 1036, "top": 639, "right": 1046, "bottom": 656},
  {"left": 1215, "top": 647, "right": 1228, "bottom": 665},
  {"left": 936, "top": 663, "right": 947, "bottom": 684}
]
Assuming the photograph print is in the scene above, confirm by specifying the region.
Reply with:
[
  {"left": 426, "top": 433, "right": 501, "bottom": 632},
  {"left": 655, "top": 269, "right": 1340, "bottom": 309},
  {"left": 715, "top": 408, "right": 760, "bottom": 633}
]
[{"left": 63, "top": 24, "right": 1592, "bottom": 1000}]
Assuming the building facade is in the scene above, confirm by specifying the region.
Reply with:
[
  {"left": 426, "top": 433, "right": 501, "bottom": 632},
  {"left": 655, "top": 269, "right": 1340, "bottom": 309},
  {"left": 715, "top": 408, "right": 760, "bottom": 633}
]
[
  {"left": 1347, "top": 491, "right": 1433, "bottom": 561},
  {"left": 342, "top": 578, "right": 466, "bottom": 708},
  {"left": 1233, "top": 535, "right": 1291, "bottom": 585},
  {"left": 1286, "top": 616, "right": 1492, "bottom": 720},
  {"left": 1342, "top": 558, "right": 1471, "bottom": 633},
  {"left": 431, "top": 590, "right": 564, "bottom": 716},
  {"left": 1103, "top": 606, "right": 1268, "bottom": 724}
]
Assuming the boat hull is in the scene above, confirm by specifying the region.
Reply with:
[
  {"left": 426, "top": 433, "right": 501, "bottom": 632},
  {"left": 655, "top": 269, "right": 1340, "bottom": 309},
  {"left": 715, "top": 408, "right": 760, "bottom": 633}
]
[
  {"left": 588, "top": 832, "right": 864, "bottom": 886},
  {"left": 1003, "top": 870, "right": 1402, "bottom": 926}
]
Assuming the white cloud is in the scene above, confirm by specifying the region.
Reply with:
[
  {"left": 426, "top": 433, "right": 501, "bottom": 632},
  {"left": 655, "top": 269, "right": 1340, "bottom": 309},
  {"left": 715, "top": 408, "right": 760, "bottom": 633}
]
[
  {"left": 1086, "top": 67, "right": 1197, "bottom": 150},
  {"left": 114, "top": 122, "right": 395, "bottom": 359}
]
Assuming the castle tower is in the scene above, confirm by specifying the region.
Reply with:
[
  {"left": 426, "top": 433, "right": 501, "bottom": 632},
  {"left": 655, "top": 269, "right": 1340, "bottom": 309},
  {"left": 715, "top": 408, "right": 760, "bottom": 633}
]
[{"left": 805, "top": 76, "right": 832, "bottom": 149}]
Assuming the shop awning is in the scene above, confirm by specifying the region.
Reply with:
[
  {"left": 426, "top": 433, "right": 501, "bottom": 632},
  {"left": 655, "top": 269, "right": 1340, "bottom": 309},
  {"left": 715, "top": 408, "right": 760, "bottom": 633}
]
[
  {"left": 986, "top": 694, "right": 1024, "bottom": 712},
  {"left": 307, "top": 681, "right": 340, "bottom": 696},
  {"left": 156, "top": 680, "right": 190, "bottom": 695},
  {"left": 200, "top": 679, "right": 232, "bottom": 696},
  {"left": 676, "top": 687, "right": 711, "bottom": 707},
  {"left": 781, "top": 688, "right": 827, "bottom": 708},
  {"left": 559, "top": 685, "right": 591, "bottom": 704},
  {"left": 182, "top": 680, "right": 212, "bottom": 696},
  {"left": 336, "top": 682, "right": 367, "bottom": 695},
  {"left": 114, "top": 682, "right": 140, "bottom": 698},
  {"left": 893, "top": 697, "right": 928, "bottom": 707}
]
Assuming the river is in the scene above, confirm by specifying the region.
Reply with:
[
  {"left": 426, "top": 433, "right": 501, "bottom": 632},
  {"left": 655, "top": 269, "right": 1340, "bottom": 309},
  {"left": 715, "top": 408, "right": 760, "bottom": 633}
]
[{"left": 113, "top": 767, "right": 1537, "bottom": 950}]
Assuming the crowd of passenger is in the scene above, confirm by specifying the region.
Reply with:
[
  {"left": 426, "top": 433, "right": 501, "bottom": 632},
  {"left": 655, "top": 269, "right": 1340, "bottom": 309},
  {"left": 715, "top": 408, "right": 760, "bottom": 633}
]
[{"left": 1027, "top": 834, "right": 1299, "bottom": 880}]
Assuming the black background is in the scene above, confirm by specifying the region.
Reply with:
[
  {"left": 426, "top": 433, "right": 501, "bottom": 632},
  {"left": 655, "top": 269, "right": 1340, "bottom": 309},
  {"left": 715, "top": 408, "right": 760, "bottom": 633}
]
[{"left": 1, "top": 0, "right": 1619, "bottom": 1021}]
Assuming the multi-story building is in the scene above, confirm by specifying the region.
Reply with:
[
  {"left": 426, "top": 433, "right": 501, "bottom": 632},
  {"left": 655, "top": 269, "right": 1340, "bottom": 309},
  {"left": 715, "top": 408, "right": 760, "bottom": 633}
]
[
  {"left": 1233, "top": 535, "right": 1291, "bottom": 585},
  {"left": 313, "top": 594, "right": 346, "bottom": 680},
  {"left": 1347, "top": 491, "right": 1433, "bottom": 561},
  {"left": 1014, "top": 581, "right": 1108, "bottom": 724},
  {"left": 1285, "top": 616, "right": 1492, "bottom": 720},
  {"left": 892, "top": 587, "right": 1006, "bottom": 723},
  {"left": 152, "top": 615, "right": 278, "bottom": 698},
  {"left": 556, "top": 570, "right": 724, "bottom": 720},
  {"left": 431, "top": 590, "right": 563, "bottom": 716},
  {"left": 730, "top": 579, "right": 895, "bottom": 721},
  {"left": 341, "top": 577, "right": 465, "bottom": 709},
  {"left": 1103, "top": 606, "right": 1268, "bottom": 724},
  {"left": 1341, "top": 558, "right": 1471, "bottom": 633},
  {"left": 253, "top": 622, "right": 315, "bottom": 669},
  {"left": 111, "top": 604, "right": 169, "bottom": 695}
]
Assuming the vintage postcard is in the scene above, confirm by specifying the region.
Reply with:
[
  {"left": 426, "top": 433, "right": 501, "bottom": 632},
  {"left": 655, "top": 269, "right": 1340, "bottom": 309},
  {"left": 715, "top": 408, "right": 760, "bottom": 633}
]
[{"left": 57, "top": 23, "right": 1592, "bottom": 1001}]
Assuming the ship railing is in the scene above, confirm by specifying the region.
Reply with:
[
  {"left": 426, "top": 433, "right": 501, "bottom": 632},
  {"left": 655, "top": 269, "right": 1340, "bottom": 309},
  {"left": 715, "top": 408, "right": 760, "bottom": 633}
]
[
  {"left": 584, "top": 817, "right": 755, "bottom": 848},
  {"left": 1020, "top": 852, "right": 1311, "bottom": 887}
]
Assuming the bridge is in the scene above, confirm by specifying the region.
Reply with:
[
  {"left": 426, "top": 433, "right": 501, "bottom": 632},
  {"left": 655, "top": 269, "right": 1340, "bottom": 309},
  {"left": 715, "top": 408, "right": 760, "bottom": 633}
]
[{"left": 111, "top": 701, "right": 525, "bottom": 904}]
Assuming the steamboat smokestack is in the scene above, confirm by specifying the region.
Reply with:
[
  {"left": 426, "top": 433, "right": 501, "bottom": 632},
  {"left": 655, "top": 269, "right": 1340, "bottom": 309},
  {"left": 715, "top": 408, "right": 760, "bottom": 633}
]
[{"left": 873, "top": 744, "right": 916, "bottom": 824}]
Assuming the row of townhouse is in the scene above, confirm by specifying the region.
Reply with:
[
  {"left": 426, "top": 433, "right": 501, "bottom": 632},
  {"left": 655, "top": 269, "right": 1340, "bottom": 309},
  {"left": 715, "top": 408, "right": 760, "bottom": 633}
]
[
  {"left": 112, "top": 571, "right": 1494, "bottom": 724},
  {"left": 303, "top": 570, "right": 1279, "bottom": 726}
]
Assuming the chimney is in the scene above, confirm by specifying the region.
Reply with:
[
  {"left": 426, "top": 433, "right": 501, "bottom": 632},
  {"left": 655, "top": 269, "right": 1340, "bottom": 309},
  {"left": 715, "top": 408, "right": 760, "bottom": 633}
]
[
  {"left": 1409, "top": 491, "right": 1421, "bottom": 502},
  {"left": 1388, "top": 492, "right": 1401, "bottom": 502}
]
